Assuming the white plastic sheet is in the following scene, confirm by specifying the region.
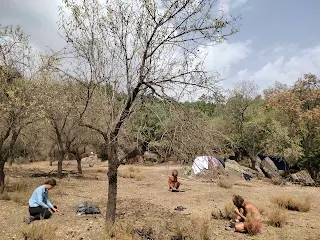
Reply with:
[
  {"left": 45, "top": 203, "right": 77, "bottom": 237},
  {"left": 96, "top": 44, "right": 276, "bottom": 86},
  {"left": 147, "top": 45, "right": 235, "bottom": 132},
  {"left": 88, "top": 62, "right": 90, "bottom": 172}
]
[{"left": 192, "top": 156, "right": 209, "bottom": 174}]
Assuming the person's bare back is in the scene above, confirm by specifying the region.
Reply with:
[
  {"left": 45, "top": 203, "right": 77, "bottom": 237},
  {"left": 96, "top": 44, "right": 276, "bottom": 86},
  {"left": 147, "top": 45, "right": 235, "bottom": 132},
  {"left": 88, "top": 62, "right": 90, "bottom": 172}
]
[
  {"left": 228, "top": 195, "right": 262, "bottom": 233},
  {"left": 243, "top": 201, "right": 261, "bottom": 222},
  {"left": 168, "top": 170, "right": 180, "bottom": 192}
]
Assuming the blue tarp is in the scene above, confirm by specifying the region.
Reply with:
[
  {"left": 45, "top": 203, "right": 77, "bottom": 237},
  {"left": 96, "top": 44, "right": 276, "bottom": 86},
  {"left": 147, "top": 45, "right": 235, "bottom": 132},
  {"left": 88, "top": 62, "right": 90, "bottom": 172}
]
[
  {"left": 215, "top": 156, "right": 226, "bottom": 168},
  {"left": 258, "top": 155, "right": 289, "bottom": 171}
]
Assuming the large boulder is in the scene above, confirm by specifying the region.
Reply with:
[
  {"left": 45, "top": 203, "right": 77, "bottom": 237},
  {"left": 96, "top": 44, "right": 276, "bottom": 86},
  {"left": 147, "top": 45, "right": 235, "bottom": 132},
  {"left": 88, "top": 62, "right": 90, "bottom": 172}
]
[
  {"left": 143, "top": 151, "right": 159, "bottom": 162},
  {"left": 225, "top": 160, "right": 261, "bottom": 178},
  {"left": 290, "top": 170, "right": 315, "bottom": 186},
  {"left": 260, "top": 157, "right": 280, "bottom": 179}
]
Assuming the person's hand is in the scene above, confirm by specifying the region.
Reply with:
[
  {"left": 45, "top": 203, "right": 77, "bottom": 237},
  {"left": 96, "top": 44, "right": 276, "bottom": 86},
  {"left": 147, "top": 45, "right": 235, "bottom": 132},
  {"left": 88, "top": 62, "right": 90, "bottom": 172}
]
[
  {"left": 53, "top": 208, "right": 59, "bottom": 213},
  {"left": 49, "top": 209, "right": 54, "bottom": 214}
]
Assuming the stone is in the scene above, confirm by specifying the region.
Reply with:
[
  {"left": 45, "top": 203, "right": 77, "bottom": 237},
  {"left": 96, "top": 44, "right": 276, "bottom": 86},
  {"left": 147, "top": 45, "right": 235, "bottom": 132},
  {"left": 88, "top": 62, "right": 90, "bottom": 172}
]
[
  {"left": 225, "top": 160, "right": 260, "bottom": 178},
  {"left": 143, "top": 151, "right": 159, "bottom": 162},
  {"left": 260, "top": 157, "right": 280, "bottom": 179},
  {"left": 290, "top": 170, "right": 315, "bottom": 186}
]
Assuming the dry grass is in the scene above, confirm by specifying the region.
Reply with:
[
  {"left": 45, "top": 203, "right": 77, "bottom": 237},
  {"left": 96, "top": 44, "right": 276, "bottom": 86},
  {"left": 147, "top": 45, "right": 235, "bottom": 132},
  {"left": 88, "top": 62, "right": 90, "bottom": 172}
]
[
  {"left": 172, "top": 218, "right": 210, "bottom": 240},
  {"left": 118, "top": 167, "right": 144, "bottom": 181},
  {"left": 211, "top": 203, "right": 235, "bottom": 220},
  {"left": 234, "top": 180, "right": 253, "bottom": 187},
  {"left": 1, "top": 177, "right": 46, "bottom": 206},
  {"left": 10, "top": 193, "right": 29, "bottom": 205},
  {"left": 51, "top": 188, "right": 67, "bottom": 196},
  {"left": 3, "top": 177, "right": 34, "bottom": 205},
  {"left": 268, "top": 208, "right": 287, "bottom": 227},
  {"left": 256, "top": 204, "right": 266, "bottom": 216},
  {"left": 0, "top": 191, "right": 11, "bottom": 200},
  {"left": 143, "top": 161, "right": 155, "bottom": 167},
  {"left": 147, "top": 215, "right": 210, "bottom": 240},
  {"left": 22, "top": 222, "right": 57, "bottom": 240},
  {"left": 218, "top": 177, "right": 233, "bottom": 189},
  {"left": 272, "top": 195, "right": 311, "bottom": 212},
  {"left": 5, "top": 176, "right": 30, "bottom": 192},
  {"left": 270, "top": 177, "right": 286, "bottom": 186},
  {"left": 105, "top": 221, "right": 138, "bottom": 240}
]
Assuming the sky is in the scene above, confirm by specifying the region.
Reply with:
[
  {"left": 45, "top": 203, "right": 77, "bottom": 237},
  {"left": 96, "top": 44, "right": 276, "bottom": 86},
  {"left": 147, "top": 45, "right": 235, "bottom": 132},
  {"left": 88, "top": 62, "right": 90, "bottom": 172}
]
[{"left": 0, "top": 0, "right": 319, "bottom": 92}]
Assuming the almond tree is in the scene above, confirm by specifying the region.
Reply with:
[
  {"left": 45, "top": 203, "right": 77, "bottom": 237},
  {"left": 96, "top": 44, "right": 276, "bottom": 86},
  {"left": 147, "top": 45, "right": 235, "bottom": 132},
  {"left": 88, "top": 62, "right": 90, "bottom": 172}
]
[
  {"left": 38, "top": 77, "right": 95, "bottom": 177},
  {"left": 58, "top": 0, "right": 238, "bottom": 222},
  {"left": 0, "top": 25, "right": 42, "bottom": 193}
]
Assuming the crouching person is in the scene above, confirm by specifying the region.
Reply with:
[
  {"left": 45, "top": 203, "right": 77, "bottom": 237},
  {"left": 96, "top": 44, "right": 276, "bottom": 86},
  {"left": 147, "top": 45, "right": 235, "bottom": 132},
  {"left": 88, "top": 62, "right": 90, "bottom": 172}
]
[
  {"left": 24, "top": 178, "right": 59, "bottom": 223},
  {"left": 229, "top": 195, "right": 262, "bottom": 234},
  {"left": 168, "top": 170, "right": 180, "bottom": 192}
]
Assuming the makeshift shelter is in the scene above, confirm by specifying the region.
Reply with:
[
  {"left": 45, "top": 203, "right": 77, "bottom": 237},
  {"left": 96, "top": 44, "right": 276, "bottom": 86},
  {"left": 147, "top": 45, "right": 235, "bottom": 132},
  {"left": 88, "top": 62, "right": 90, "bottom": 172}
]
[
  {"left": 258, "top": 155, "right": 290, "bottom": 171},
  {"left": 192, "top": 156, "right": 225, "bottom": 175}
]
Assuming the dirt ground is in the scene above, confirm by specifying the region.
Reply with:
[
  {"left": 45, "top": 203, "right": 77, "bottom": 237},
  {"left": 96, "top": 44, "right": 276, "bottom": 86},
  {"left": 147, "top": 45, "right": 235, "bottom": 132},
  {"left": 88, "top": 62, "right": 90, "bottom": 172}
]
[{"left": 1, "top": 161, "right": 320, "bottom": 240}]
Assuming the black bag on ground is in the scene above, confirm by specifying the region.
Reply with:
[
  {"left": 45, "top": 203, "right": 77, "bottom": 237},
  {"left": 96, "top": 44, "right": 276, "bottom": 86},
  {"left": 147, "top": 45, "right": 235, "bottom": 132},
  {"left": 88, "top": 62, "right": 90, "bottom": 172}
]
[
  {"left": 243, "top": 173, "right": 252, "bottom": 181},
  {"left": 76, "top": 202, "right": 101, "bottom": 215}
]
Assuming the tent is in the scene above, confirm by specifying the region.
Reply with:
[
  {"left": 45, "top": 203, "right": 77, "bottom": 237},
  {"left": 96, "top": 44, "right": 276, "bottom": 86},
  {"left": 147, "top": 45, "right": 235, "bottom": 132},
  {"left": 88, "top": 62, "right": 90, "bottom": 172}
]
[
  {"left": 192, "top": 156, "right": 225, "bottom": 175},
  {"left": 258, "top": 155, "right": 289, "bottom": 171}
]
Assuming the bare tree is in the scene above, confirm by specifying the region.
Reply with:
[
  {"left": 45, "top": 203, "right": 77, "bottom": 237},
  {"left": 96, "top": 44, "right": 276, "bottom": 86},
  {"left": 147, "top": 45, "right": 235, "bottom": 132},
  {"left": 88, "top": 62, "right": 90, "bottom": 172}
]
[
  {"left": 57, "top": 0, "right": 238, "bottom": 222},
  {"left": 0, "top": 25, "right": 43, "bottom": 193},
  {"left": 39, "top": 77, "right": 93, "bottom": 177}
]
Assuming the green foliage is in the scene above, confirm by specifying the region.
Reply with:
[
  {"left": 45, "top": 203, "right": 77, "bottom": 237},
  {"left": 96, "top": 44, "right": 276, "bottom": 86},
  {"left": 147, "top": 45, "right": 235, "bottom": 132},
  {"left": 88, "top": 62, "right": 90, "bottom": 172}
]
[
  {"left": 183, "top": 100, "right": 217, "bottom": 117},
  {"left": 132, "top": 101, "right": 171, "bottom": 144}
]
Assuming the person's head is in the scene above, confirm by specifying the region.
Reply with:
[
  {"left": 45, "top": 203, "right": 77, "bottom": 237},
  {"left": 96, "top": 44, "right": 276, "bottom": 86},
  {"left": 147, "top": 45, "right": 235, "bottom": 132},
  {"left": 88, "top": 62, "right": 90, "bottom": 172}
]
[
  {"left": 232, "top": 195, "right": 244, "bottom": 208},
  {"left": 44, "top": 178, "right": 56, "bottom": 190},
  {"left": 172, "top": 170, "right": 178, "bottom": 177}
]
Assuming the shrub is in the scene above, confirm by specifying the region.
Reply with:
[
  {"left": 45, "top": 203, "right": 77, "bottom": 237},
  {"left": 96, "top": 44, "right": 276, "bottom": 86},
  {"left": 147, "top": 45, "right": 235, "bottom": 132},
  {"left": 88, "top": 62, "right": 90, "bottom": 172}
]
[
  {"left": 272, "top": 195, "right": 310, "bottom": 212},
  {"left": 211, "top": 208, "right": 223, "bottom": 219},
  {"left": 22, "top": 223, "right": 57, "bottom": 240},
  {"left": 211, "top": 203, "right": 235, "bottom": 220},
  {"left": 268, "top": 208, "right": 286, "bottom": 227},
  {"left": 233, "top": 180, "right": 253, "bottom": 187},
  {"left": 170, "top": 217, "right": 210, "bottom": 240},
  {"left": 218, "top": 177, "right": 233, "bottom": 189},
  {"left": 118, "top": 167, "right": 144, "bottom": 181},
  {"left": 105, "top": 221, "right": 138, "bottom": 240}
]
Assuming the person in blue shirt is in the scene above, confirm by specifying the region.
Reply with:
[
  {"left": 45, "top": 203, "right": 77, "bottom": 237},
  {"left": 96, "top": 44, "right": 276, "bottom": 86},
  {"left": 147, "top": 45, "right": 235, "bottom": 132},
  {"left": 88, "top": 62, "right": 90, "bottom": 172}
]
[{"left": 24, "top": 178, "right": 59, "bottom": 223}]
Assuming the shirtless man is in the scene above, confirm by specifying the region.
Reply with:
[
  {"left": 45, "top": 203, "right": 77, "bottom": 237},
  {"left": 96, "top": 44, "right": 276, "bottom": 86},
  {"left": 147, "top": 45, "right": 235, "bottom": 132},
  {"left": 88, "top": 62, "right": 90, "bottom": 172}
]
[
  {"left": 168, "top": 170, "right": 180, "bottom": 192},
  {"left": 228, "top": 195, "right": 262, "bottom": 233}
]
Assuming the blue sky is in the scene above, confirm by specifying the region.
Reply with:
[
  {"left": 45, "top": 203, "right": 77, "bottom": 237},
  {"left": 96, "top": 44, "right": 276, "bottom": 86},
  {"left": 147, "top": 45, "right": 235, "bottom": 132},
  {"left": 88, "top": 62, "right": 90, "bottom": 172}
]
[
  {"left": 0, "top": 0, "right": 319, "bottom": 92},
  {"left": 210, "top": 0, "right": 320, "bottom": 91}
]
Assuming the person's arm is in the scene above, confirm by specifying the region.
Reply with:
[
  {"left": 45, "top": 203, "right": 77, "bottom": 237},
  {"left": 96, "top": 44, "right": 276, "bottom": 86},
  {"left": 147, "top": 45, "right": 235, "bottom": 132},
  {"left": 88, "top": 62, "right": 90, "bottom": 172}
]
[
  {"left": 47, "top": 199, "right": 54, "bottom": 209},
  {"left": 234, "top": 208, "right": 247, "bottom": 221},
  {"left": 168, "top": 177, "right": 176, "bottom": 190}
]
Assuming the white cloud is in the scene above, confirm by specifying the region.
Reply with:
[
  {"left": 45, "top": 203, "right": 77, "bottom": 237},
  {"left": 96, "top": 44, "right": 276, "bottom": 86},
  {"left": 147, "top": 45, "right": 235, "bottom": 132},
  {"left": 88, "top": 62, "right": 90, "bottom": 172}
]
[
  {"left": 231, "top": 0, "right": 249, "bottom": 9},
  {"left": 218, "top": 0, "right": 249, "bottom": 13},
  {"left": 235, "top": 44, "right": 320, "bottom": 90},
  {"left": 201, "top": 40, "right": 252, "bottom": 78}
]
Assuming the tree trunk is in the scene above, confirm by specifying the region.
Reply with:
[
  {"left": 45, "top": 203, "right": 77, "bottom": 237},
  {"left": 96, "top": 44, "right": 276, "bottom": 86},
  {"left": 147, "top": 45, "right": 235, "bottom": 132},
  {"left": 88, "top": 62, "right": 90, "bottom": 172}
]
[
  {"left": 249, "top": 155, "right": 256, "bottom": 170},
  {"left": 0, "top": 161, "right": 5, "bottom": 194},
  {"left": 76, "top": 154, "right": 82, "bottom": 175},
  {"left": 106, "top": 141, "right": 118, "bottom": 223},
  {"left": 57, "top": 153, "right": 64, "bottom": 179}
]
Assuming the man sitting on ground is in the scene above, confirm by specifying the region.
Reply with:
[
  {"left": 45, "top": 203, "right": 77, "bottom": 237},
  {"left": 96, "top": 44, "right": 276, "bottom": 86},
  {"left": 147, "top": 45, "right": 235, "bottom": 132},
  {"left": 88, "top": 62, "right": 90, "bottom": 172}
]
[
  {"left": 168, "top": 170, "right": 180, "bottom": 192},
  {"left": 227, "top": 195, "right": 262, "bottom": 233}
]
